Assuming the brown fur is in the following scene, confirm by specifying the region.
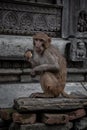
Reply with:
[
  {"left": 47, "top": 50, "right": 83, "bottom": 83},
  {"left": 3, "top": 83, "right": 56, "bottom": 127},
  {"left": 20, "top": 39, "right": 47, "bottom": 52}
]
[{"left": 25, "top": 32, "right": 86, "bottom": 98}]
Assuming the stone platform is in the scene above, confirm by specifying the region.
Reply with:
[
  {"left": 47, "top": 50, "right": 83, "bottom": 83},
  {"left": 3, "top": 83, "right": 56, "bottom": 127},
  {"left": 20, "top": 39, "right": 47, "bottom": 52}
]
[
  {"left": 0, "top": 82, "right": 87, "bottom": 130},
  {"left": 0, "top": 82, "right": 87, "bottom": 108}
]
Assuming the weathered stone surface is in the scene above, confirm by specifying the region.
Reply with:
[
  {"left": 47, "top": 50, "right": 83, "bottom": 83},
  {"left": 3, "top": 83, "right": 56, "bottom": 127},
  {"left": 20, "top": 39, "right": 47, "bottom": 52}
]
[
  {"left": 0, "top": 75, "right": 19, "bottom": 82},
  {"left": 74, "top": 117, "right": 87, "bottom": 130},
  {"left": 0, "top": 82, "right": 87, "bottom": 108},
  {"left": 12, "top": 113, "right": 36, "bottom": 124},
  {"left": 0, "top": 83, "right": 42, "bottom": 108},
  {"left": 14, "top": 97, "right": 87, "bottom": 112},
  {"left": 41, "top": 109, "right": 86, "bottom": 125},
  {"left": 42, "top": 114, "right": 69, "bottom": 125},
  {"left": 64, "top": 82, "right": 87, "bottom": 96},
  {"left": 9, "top": 122, "right": 73, "bottom": 130},
  {"left": 68, "top": 109, "right": 86, "bottom": 121},
  {"left": 0, "top": 108, "right": 16, "bottom": 121},
  {"left": 0, "top": 35, "right": 69, "bottom": 58},
  {"left": 67, "top": 74, "right": 84, "bottom": 82},
  {"left": 0, "top": 35, "right": 33, "bottom": 58},
  {"left": 0, "top": 69, "right": 22, "bottom": 75}
]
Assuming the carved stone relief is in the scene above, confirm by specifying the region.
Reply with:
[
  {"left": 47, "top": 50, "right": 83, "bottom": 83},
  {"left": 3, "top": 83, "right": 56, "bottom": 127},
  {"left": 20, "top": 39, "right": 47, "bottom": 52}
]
[
  {"left": 77, "top": 10, "right": 87, "bottom": 32},
  {"left": 70, "top": 39, "right": 87, "bottom": 61},
  {"left": 0, "top": 2, "right": 62, "bottom": 37},
  {"left": 20, "top": 13, "right": 33, "bottom": 31}
]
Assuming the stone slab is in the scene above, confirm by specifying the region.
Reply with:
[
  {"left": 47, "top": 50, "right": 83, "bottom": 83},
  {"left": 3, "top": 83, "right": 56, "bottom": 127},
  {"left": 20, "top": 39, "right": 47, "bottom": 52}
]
[
  {"left": 0, "top": 82, "right": 87, "bottom": 108},
  {"left": 0, "top": 35, "right": 69, "bottom": 58},
  {"left": 42, "top": 114, "right": 69, "bottom": 124},
  {"left": 68, "top": 109, "right": 86, "bottom": 121}
]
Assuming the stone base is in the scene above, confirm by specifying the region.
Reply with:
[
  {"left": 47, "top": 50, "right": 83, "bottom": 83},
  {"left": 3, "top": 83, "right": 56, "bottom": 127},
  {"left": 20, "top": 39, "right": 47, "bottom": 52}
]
[{"left": 9, "top": 122, "right": 73, "bottom": 130}]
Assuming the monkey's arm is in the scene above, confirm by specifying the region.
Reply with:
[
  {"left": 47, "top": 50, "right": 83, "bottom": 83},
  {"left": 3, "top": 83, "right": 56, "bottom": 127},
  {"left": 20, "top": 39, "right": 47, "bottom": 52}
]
[{"left": 33, "top": 63, "right": 59, "bottom": 73}]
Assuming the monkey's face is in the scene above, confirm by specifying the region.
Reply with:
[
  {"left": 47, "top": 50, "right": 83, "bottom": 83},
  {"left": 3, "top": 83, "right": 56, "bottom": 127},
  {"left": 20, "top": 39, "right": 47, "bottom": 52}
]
[{"left": 34, "top": 38, "right": 45, "bottom": 55}]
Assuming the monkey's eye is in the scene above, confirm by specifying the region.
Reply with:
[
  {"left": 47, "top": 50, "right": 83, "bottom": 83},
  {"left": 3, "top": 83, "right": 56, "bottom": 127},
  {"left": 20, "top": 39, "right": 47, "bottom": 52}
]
[{"left": 39, "top": 39, "right": 44, "bottom": 43}]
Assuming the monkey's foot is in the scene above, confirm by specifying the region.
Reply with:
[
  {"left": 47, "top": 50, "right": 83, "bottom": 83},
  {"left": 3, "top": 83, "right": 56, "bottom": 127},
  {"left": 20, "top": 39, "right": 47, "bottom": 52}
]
[
  {"left": 29, "top": 92, "right": 54, "bottom": 98},
  {"left": 29, "top": 92, "right": 40, "bottom": 98}
]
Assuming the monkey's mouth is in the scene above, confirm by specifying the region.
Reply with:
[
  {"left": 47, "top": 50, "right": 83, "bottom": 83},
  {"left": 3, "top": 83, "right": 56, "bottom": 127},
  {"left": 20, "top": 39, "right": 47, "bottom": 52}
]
[{"left": 36, "top": 48, "right": 44, "bottom": 55}]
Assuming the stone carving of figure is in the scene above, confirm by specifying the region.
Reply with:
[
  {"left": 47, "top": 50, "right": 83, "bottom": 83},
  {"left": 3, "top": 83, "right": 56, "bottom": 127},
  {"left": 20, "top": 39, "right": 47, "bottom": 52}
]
[
  {"left": 77, "top": 11, "right": 87, "bottom": 32},
  {"left": 76, "top": 41, "right": 86, "bottom": 59}
]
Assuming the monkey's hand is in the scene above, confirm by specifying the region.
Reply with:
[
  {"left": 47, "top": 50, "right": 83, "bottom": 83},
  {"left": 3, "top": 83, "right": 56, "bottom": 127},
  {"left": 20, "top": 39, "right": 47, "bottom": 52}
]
[
  {"left": 25, "top": 51, "right": 32, "bottom": 62},
  {"left": 30, "top": 69, "right": 36, "bottom": 77}
]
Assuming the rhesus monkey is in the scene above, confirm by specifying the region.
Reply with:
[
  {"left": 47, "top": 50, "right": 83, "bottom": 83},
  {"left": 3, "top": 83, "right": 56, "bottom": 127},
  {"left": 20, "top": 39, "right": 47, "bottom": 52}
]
[{"left": 24, "top": 32, "right": 86, "bottom": 98}]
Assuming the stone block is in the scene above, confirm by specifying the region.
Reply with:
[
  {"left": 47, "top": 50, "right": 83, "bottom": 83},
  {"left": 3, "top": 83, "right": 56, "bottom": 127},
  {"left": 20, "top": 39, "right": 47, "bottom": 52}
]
[
  {"left": 12, "top": 112, "right": 36, "bottom": 124},
  {"left": 68, "top": 109, "right": 86, "bottom": 121},
  {"left": 9, "top": 122, "right": 73, "bottom": 130},
  {"left": 42, "top": 114, "right": 69, "bottom": 125}
]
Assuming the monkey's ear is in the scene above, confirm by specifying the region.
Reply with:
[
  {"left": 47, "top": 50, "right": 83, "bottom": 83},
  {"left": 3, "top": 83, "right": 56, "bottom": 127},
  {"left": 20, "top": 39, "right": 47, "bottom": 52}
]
[{"left": 45, "top": 37, "right": 51, "bottom": 48}]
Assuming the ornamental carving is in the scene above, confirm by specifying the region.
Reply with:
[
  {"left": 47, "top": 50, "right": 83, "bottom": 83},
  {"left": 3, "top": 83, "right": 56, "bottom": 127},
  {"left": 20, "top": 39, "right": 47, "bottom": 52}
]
[
  {"left": 46, "top": 15, "right": 57, "bottom": 31},
  {"left": 20, "top": 13, "right": 33, "bottom": 30},
  {"left": 70, "top": 40, "right": 87, "bottom": 61},
  {"left": 77, "top": 10, "right": 87, "bottom": 32},
  {"left": 34, "top": 14, "right": 47, "bottom": 31},
  {"left": 0, "top": 2, "right": 62, "bottom": 37},
  {"left": 3, "top": 11, "right": 18, "bottom": 29}
]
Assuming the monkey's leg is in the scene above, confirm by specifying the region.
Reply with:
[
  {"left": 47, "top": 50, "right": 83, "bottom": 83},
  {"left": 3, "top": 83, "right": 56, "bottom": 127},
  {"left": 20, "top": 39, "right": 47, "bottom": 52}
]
[
  {"left": 40, "top": 72, "right": 60, "bottom": 98},
  {"left": 29, "top": 72, "right": 60, "bottom": 98}
]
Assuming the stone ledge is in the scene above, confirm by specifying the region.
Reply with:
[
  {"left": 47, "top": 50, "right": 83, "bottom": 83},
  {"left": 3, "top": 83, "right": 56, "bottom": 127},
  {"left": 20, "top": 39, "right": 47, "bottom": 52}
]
[
  {"left": 68, "top": 68, "right": 87, "bottom": 73},
  {"left": 0, "top": 69, "right": 22, "bottom": 75},
  {"left": 0, "top": 35, "right": 69, "bottom": 58},
  {"left": 0, "top": 68, "right": 86, "bottom": 82},
  {"left": 0, "top": 68, "right": 87, "bottom": 75}
]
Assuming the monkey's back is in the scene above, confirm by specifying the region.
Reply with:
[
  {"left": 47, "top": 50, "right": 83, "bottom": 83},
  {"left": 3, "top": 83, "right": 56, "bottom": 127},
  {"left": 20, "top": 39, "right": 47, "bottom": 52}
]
[{"left": 47, "top": 45, "right": 67, "bottom": 87}]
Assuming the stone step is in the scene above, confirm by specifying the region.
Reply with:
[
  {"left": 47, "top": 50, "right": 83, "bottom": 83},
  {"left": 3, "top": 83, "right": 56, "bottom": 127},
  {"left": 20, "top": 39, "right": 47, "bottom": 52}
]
[
  {"left": 0, "top": 68, "right": 87, "bottom": 75},
  {"left": 0, "top": 68, "right": 86, "bottom": 82}
]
